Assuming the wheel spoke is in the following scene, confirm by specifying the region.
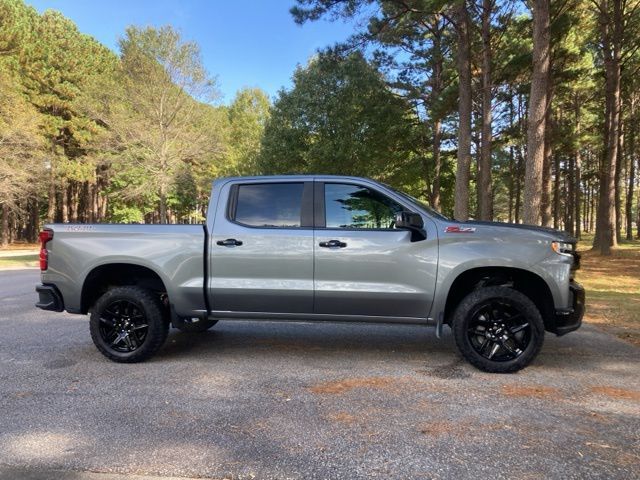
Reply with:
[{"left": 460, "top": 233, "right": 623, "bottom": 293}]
[
  {"left": 509, "top": 322, "right": 529, "bottom": 334},
  {"left": 132, "top": 323, "right": 148, "bottom": 331},
  {"left": 124, "top": 334, "right": 135, "bottom": 350},
  {"left": 487, "top": 342, "right": 501, "bottom": 359},
  {"left": 500, "top": 338, "right": 522, "bottom": 357},
  {"left": 99, "top": 317, "right": 115, "bottom": 327},
  {"left": 111, "top": 332, "right": 127, "bottom": 346},
  {"left": 479, "top": 338, "right": 493, "bottom": 355}
]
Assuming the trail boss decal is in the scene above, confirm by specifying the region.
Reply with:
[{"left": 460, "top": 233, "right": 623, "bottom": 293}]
[{"left": 444, "top": 226, "right": 477, "bottom": 233}]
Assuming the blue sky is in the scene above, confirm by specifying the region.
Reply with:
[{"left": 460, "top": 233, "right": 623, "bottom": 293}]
[{"left": 26, "top": 0, "right": 359, "bottom": 104}]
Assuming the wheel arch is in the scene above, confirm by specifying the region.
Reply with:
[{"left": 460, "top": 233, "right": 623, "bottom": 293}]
[
  {"left": 442, "top": 266, "right": 555, "bottom": 331},
  {"left": 81, "top": 263, "right": 168, "bottom": 314}
]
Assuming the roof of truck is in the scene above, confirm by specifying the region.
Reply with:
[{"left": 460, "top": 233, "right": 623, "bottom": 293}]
[{"left": 213, "top": 174, "right": 373, "bottom": 183}]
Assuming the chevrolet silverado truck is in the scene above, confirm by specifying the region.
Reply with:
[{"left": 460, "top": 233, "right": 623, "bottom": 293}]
[{"left": 35, "top": 175, "right": 584, "bottom": 372}]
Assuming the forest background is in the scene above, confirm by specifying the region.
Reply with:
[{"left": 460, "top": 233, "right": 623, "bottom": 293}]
[{"left": 1, "top": 0, "right": 639, "bottom": 256}]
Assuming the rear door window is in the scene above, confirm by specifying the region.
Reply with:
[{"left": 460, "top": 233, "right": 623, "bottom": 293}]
[{"left": 233, "top": 183, "right": 304, "bottom": 228}]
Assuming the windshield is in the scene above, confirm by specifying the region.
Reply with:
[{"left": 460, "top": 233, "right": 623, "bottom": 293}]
[{"left": 384, "top": 184, "right": 450, "bottom": 221}]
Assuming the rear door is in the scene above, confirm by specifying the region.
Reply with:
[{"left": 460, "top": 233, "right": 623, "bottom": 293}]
[
  {"left": 208, "top": 180, "right": 314, "bottom": 314},
  {"left": 313, "top": 181, "right": 437, "bottom": 319}
]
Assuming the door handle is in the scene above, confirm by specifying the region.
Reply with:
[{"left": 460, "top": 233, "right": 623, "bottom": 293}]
[
  {"left": 319, "top": 240, "right": 347, "bottom": 248},
  {"left": 216, "top": 238, "right": 243, "bottom": 247}
]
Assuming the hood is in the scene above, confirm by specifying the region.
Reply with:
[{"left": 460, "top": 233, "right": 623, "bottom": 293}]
[{"left": 463, "top": 220, "right": 577, "bottom": 244}]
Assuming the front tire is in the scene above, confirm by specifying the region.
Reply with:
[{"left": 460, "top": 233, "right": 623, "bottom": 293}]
[
  {"left": 452, "top": 286, "right": 545, "bottom": 373},
  {"left": 90, "top": 286, "right": 169, "bottom": 363}
]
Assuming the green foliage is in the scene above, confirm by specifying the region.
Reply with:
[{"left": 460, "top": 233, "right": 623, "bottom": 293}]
[
  {"left": 0, "top": 66, "right": 44, "bottom": 210},
  {"left": 2, "top": 0, "right": 640, "bottom": 240},
  {"left": 225, "top": 88, "right": 271, "bottom": 176},
  {"left": 259, "top": 52, "right": 418, "bottom": 187}
]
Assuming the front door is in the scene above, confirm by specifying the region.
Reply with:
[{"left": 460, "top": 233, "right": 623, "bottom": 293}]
[
  {"left": 209, "top": 180, "right": 314, "bottom": 314},
  {"left": 314, "top": 181, "right": 437, "bottom": 318}
]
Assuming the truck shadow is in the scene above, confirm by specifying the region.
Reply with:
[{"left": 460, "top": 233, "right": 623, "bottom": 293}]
[
  {"left": 156, "top": 320, "right": 453, "bottom": 361},
  {"left": 152, "top": 321, "right": 639, "bottom": 374}
]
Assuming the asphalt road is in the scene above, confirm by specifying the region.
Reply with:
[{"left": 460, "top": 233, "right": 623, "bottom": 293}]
[{"left": 0, "top": 269, "right": 639, "bottom": 480}]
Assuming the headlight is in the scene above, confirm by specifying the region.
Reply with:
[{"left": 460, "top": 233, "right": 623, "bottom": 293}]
[{"left": 551, "top": 241, "right": 573, "bottom": 255}]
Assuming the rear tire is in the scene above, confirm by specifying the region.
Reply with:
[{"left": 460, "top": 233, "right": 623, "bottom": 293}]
[
  {"left": 90, "top": 286, "right": 169, "bottom": 363},
  {"left": 451, "top": 286, "right": 545, "bottom": 373}
]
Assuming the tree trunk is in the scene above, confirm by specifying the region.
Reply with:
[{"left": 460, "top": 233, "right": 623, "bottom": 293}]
[
  {"left": 453, "top": 1, "right": 472, "bottom": 221},
  {"left": 583, "top": 178, "right": 589, "bottom": 233},
  {"left": 7, "top": 209, "right": 14, "bottom": 244},
  {"left": 478, "top": 0, "right": 493, "bottom": 220},
  {"left": 541, "top": 89, "right": 554, "bottom": 227},
  {"left": 429, "top": 19, "right": 444, "bottom": 211},
  {"left": 637, "top": 183, "right": 640, "bottom": 239},
  {"left": 574, "top": 98, "right": 582, "bottom": 239},
  {"left": 523, "top": 0, "right": 551, "bottom": 225},
  {"left": 515, "top": 148, "right": 523, "bottom": 223},
  {"left": 1, "top": 206, "right": 8, "bottom": 247},
  {"left": 61, "top": 180, "right": 69, "bottom": 223},
  {"left": 47, "top": 159, "right": 56, "bottom": 223},
  {"left": 431, "top": 118, "right": 442, "bottom": 209},
  {"left": 553, "top": 153, "right": 561, "bottom": 230},
  {"left": 627, "top": 103, "right": 636, "bottom": 240},
  {"left": 591, "top": 181, "right": 597, "bottom": 232},
  {"left": 159, "top": 187, "right": 168, "bottom": 224},
  {"left": 614, "top": 119, "right": 623, "bottom": 242},
  {"left": 508, "top": 144, "right": 515, "bottom": 223},
  {"left": 594, "top": 0, "right": 621, "bottom": 255},
  {"left": 70, "top": 181, "right": 79, "bottom": 223},
  {"left": 27, "top": 199, "right": 39, "bottom": 243},
  {"left": 567, "top": 155, "right": 575, "bottom": 236}
]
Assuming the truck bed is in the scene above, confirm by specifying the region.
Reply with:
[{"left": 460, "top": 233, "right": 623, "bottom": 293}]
[{"left": 41, "top": 224, "right": 207, "bottom": 317}]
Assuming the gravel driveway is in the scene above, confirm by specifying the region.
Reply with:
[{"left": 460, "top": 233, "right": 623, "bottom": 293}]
[{"left": 0, "top": 269, "right": 638, "bottom": 479}]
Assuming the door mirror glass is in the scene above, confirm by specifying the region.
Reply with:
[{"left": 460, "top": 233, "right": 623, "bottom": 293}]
[
  {"left": 395, "top": 211, "right": 424, "bottom": 229},
  {"left": 395, "top": 211, "right": 426, "bottom": 241}
]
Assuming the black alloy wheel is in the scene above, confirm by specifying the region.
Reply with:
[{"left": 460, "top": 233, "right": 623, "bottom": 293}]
[
  {"left": 452, "top": 286, "right": 545, "bottom": 373},
  {"left": 466, "top": 299, "right": 532, "bottom": 362},
  {"left": 90, "top": 286, "right": 169, "bottom": 363},
  {"left": 98, "top": 299, "right": 149, "bottom": 353}
]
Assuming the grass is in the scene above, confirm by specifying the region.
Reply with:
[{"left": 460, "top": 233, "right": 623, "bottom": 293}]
[
  {"left": 2, "top": 243, "right": 39, "bottom": 250},
  {"left": 576, "top": 233, "right": 640, "bottom": 345},
  {"left": 0, "top": 254, "right": 39, "bottom": 269}
]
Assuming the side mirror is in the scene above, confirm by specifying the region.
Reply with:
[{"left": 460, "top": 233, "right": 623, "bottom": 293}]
[{"left": 395, "top": 211, "right": 426, "bottom": 241}]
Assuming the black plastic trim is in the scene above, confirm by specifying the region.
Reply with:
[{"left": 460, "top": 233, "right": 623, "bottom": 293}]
[
  {"left": 300, "top": 182, "right": 314, "bottom": 227},
  {"left": 35, "top": 284, "right": 64, "bottom": 312},
  {"left": 314, "top": 181, "right": 326, "bottom": 228},
  {"left": 553, "top": 281, "right": 585, "bottom": 336},
  {"left": 202, "top": 224, "right": 211, "bottom": 314}
]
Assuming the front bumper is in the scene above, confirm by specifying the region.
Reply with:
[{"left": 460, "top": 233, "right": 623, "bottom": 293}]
[
  {"left": 35, "top": 284, "right": 64, "bottom": 312},
  {"left": 553, "top": 281, "right": 585, "bottom": 336}
]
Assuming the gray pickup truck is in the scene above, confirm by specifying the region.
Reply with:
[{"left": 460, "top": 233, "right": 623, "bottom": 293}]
[{"left": 36, "top": 175, "right": 584, "bottom": 372}]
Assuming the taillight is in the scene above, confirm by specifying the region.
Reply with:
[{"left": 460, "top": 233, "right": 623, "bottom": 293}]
[{"left": 39, "top": 229, "right": 54, "bottom": 271}]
